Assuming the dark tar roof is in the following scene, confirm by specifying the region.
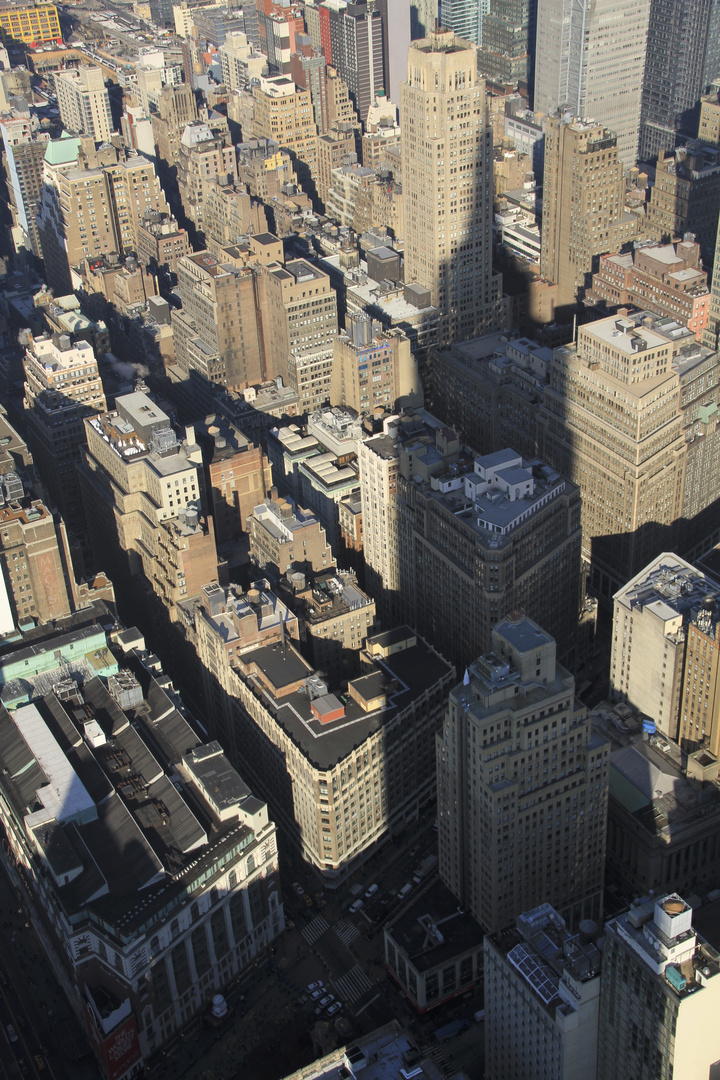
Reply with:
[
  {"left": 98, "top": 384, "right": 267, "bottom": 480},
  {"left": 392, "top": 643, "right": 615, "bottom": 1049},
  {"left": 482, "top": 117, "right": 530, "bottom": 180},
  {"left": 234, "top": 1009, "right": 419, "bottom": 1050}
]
[
  {"left": 240, "top": 636, "right": 453, "bottom": 770},
  {"left": 386, "top": 878, "right": 484, "bottom": 974}
]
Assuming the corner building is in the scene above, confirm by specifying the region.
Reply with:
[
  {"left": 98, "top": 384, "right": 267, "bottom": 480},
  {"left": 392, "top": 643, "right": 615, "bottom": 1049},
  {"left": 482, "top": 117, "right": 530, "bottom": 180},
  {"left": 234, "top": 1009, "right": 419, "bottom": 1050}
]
[
  {"left": 401, "top": 30, "right": 505, "bottom": 345},
  {"left": 436, "top": 616, "right": 608, "bottom": 933}
]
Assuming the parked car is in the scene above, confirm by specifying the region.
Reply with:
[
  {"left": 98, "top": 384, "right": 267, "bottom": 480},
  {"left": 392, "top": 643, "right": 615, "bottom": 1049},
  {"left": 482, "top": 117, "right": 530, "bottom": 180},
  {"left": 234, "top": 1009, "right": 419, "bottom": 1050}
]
[
  {"left": 326, "top": 1002, "right": 343, "bottom": 1017},
  {"left": 398, "top": 883, "right": 413, "bottom": 899},
  {"left": 365, "top": 884, "right": 379, "bottom": 898},
  {"left": 310, "top": 987, "right": 325, "bottom": 1001},
  {"left": 6, "top": 1024, "right": 18, "bottom": 1043},
  {"left": 307, "top": 981, "right": 324, "bottom": 993},
  {"left": 317, "top": 995, "right": 333, "bottom": 1009},
  {"left": 292, "top": 882, "right": 304, "bottom": 896},
  {"left": 349, "top": 898, "right": 363, "bottom": 913}
]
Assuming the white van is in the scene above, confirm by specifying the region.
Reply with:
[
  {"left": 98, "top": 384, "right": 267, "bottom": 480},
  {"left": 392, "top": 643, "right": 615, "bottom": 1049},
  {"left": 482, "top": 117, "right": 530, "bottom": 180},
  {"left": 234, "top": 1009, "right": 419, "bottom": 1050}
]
[{"left": 398, "top": 883, "right": 412, "bottom": 899}]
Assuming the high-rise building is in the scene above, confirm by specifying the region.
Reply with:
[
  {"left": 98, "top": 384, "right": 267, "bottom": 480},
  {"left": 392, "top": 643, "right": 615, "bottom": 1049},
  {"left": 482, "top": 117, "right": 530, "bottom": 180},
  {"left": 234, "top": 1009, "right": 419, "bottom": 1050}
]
[
  {"left": 185, "top": 591, "right": 455, "bottom": 882},
  {"left": 315, "top": 121, "right": 357, "bottom": 207},
  {"left": 375, "top": 0, "right": 409, "bottom": 107},
  {"left": 78, "top": 392, "right": 206, "bottom": 589},
  {"left": 436, "top": 616, "right": 608, "bottom": 932},
  {"left": 0, "top": 1, "right": 60, "bottom": 45},
  {"left": 176, "top": 120, "right": 237, "bottom": 230},
  {"left": 0, "top": 115, "right": 46, "bottom": 257},
  {"left": 330, "top": 313, "right": 421, "bottom": 414},
  {"left": 251, "top": 74, "right": 319, "bottom": 192},
  {"left": 537, "top": 310, "right": 720, "bottom": 599},
  {"left": 401, "top": 30, "right": 505, "bottom": 345},
  {"left": 440, "top": 0, "right": 489, "bottom": 46},
  {"left": 219, "top": 29, "right": 268, "bottom": 90},
  {"left": 598, "top": 895, "right": 720, "bottom": 1080},
  {"left": 247, "top": 493, "right": 334, "bottom": 578},
  {"left": 534, "top": 0, "right": 651, "bottom": 169},
  {"left": 256, "top": 258, "right": 338, "bottom": 408},
  {"left": 484, "top": 903, "right": 602, "bottom": 1080},
  {"left": 644, "top": 145, "right": 720, "bottom": 266},
  {"left": 394, "top": 436, "right": 582, "bottom": 668},
  {"left": 172, "top": 251, "right": 263, "bottom": 392},
  {"left": 150, "top": 82, "right": 198, "bottom": 167},
  {"left": 609, "top": 553, "right": 720, "bottom": 741},
  {"left": 477, "top": 0, "right": 535, "bottom": 90},
  {"left": 193, "top": 414, "right": 273, "bottom": 545},
  {"left": 540, "top": 116, "right": 639, "bottom": 316},
  {"left": 55, "top": 66, "right": 113, "bottom": 142},
  {"left": 23, "top": 333, "right": 106, "bottom": 552},
  {"left": 36, "top": 140, "right": 170, "bottom": 296},
  {"left": 639, "top": 0, "right": 720, "bottom": 163}
]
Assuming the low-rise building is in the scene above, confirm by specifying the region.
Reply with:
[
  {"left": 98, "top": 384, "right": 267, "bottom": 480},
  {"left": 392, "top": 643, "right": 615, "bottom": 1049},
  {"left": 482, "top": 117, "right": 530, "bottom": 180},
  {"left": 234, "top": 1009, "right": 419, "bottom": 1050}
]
[
  {"left": 0, "top": 626, "right": 283, "bottom": 1075},
  {"left": 587, "top": 239, "right": 710, "bottom": 341},
  {"left": 384, "top": 878, "right": 484, "bottom": 1012}
]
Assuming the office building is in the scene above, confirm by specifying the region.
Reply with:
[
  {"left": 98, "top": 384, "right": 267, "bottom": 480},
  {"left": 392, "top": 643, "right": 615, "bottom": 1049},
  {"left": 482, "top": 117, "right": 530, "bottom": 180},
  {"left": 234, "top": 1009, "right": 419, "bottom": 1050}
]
[
  {"left": 645, "top": 145, "right": 720, "bottom": 266},
  {"left": 136, "top": 212, "right": 191, "bottom": 282},
  {"left": 247, "top": 492, "right": 334, "bottom": 579},
  {"left": 484, "top": 904, "right": 602, "bottom": 1080},
  {"left": 150, "top": 82, "right": 198, "bottom": 167},
  {"left": 537, "top": 311, "right": 720, "bottom": 599},
  {"left": 436, "top": 616, "right": 608, "bottom": 932},
  {"left": 0, "top": 629, "right": 283, "bottom": 1071},
  {"left": 185, "top": 595, "right": 455, "bottom": 881},
  {"left": 23, "top": 333, "right": 106, "bottom": 552},
  {"left": 331, "top": 314, "right": 421, "bottom": 415},
  {"left": 55, "top": 66, "right": 113, "bottom": 143},
  {"left": 219, "top": 29, "right": 267, "bottom": 89},
  {"left": 699, "top": 88, "right": 720, "bottom": 148},
  {"left": 592, "top": 706, "right": 720, "bottom": 902},
  {"left": 257, "top": 258, "right": 337, "bottom": 408},
  {"left": 540, "top": 117, "right": 639, "bottom": 316},
  {"left": 587, "top": 239, "right": 710, "bottom": 342},
  {"left": 440, "top": 0, "right": 489, "bottom": 46},
  {"left": 340, "top": 1, "right": 385, "bottom": 124},
  {"left": 401, "top": 30, "right": 505, "bottom": 345},
  {"left": 639, "top": 0, "right": 720, "bottom": 162},
  {"left": 0, "top": 0, "right": 59, "bottom": 44},
  {"left": 361, "top": 92, "right": 400, "bottom": 170},
  {"left": 176, "top": 121, "right": 237, "bottom": 231},
  {"left": 78, "top": 392, "right": 206, "bottom": 592},
  {"left": 381, "top": 420, "right": 581, "bottom": 667},
  {"left": 315, "top": 121, "right": 356, "bottom": 207},
  {"left": 598, "top": 895, "right": 720, "bottom": 1080},
  {"left": 251, "top": 75, "right": 318, "bottom": 191},
  {"left": 477, "top": 0, "right": 535, "bottom": 90},
  {"left": 609, "top": 553, "right": 720, "bottom": 742},
  {"left": 193, "top": 414, "right": 273, "bottom": 545},
  {"left": 534, "top": 0, "right": 651, "bottom": 169},
  {"left": 36, "top": 140, "right": 170, "bottom": 297},
  {"left": 192, "top": 2, "right": 245, "bottom": 45},
  {"left": 0, "top": 115, "right": 46, "bottom": 257},
  {"left": 172, "top": 251, "right": 263, "bottom": 393}
]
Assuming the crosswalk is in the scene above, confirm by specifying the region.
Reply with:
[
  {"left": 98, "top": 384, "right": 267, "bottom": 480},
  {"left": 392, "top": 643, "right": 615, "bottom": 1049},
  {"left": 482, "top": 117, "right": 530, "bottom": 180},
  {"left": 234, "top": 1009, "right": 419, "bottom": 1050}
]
[
  {"left": 332, "top": 963, "right": 374, "bottom": 1004},
  {"left": 301, "top": 915, "right": 330, "bottom": 945},
  {"left": 419, "top": 1044, "right": 451, "bottom": 1076},
  {"left": 334, "top": 918, "right": 360, "bottom": 948}
]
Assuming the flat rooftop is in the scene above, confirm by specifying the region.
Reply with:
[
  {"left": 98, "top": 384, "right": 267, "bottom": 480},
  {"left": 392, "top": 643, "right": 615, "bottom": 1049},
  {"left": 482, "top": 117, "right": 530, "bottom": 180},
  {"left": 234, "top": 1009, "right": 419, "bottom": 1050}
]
[
  {"left": 386, "top": 878, "right": 483, "bottom": 974},
  {"left": 238, "top": 635, "right": 453, "bottom": 770}
]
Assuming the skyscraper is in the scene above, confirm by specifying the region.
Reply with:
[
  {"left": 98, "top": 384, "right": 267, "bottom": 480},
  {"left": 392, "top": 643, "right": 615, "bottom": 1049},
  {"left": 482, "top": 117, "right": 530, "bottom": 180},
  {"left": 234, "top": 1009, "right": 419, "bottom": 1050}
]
[
  {"left": 540, "top": 116, "right": 639, "bottom": 315},
  {"left": 401, "top": 29, "right": 505, "bottom": 345},
  {"left": 535, "top": 0, "right": 651, "bottom": 169},
  {"left": 477, "top": 0, "right": 536, "bottom": 91},
  {"left": 536, "top": 310, "right": 720, "bottom": 599},
  {"left": 440, "top": 0, "right": 490, "bottom": 46},
  {"left": 598, "top": 895, "right": 720, "bottom": 1080},
  {"left": 436, "top": 616, "right": 608, "bottom": 932},
  {"left": 55, "top": 66, "right": 114, "bottom": 142},
  {"left": 639, "top": 0, "right": 718, "bottom": 162}
]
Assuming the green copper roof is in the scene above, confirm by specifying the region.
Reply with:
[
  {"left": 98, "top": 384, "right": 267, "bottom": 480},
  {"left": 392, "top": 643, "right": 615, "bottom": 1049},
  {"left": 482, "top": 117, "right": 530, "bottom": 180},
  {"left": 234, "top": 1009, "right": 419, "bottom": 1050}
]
[{"left": 44, "top": 132, "right": 81, "bottom": 166}]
